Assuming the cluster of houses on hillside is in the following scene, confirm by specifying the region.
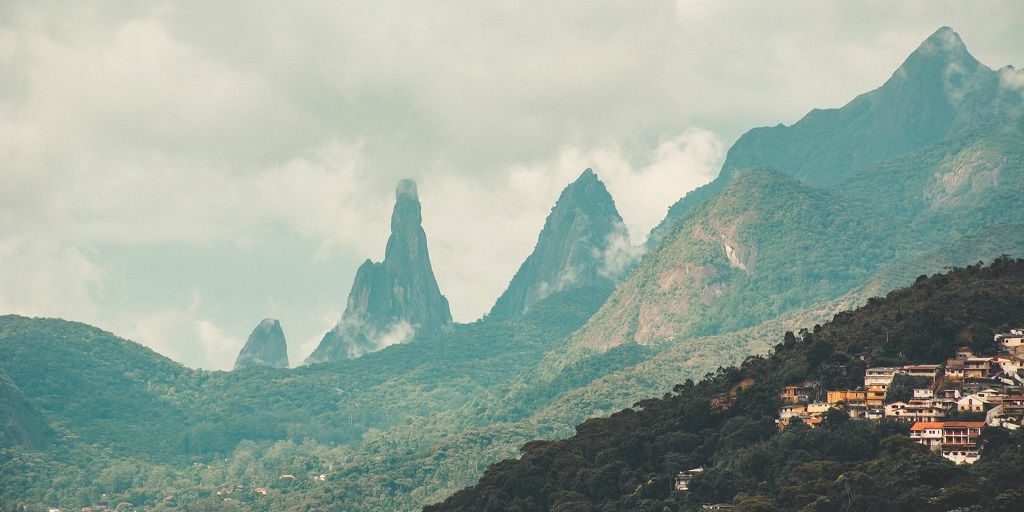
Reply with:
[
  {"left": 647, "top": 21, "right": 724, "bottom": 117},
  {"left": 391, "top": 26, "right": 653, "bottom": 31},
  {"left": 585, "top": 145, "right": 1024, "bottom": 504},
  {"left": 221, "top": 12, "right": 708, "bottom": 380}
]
[
  {"left": 776, "top": 329, "right": 1024, "bottom": 464},
  {"left": 674, "top": 329, "right": 1024, "bottom": 499}
]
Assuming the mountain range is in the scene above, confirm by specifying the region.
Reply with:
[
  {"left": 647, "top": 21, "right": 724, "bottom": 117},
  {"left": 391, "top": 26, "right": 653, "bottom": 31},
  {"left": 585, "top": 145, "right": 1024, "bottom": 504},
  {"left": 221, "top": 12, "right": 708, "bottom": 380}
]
[{"left": 2, "top": 26, "right": 1024, "bottom": 511}]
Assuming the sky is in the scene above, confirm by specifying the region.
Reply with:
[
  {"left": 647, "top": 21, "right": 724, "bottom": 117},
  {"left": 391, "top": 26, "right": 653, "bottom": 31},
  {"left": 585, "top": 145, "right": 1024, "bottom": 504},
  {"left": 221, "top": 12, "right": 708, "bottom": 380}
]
[{"left": 1, "top": 1, "right": 1023, "bottom": 370}]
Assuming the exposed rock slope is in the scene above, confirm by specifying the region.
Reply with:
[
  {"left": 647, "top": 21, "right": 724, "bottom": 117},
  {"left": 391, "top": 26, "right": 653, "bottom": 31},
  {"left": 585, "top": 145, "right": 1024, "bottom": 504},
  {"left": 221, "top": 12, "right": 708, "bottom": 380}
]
[
  {"left": 233, "top": 318, "right": 289, "bottom": 369},
  {"left": 489, "top": 169, "right": 635, "bottom": 321}
]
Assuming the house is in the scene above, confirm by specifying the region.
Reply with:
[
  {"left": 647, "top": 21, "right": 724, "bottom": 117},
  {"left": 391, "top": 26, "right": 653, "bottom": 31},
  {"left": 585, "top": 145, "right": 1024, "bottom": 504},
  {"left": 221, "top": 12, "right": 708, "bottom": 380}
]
[
  {"left": 909, "top": 421, "right": 984, "bottom": 464},
  {"left": 865, "top": 367, "right": 900, "bottom": 388},
  {"left": 902, "top": 364, "right": 941, "bottom": 380},
  {"left": 827, "top": 389, "right": 868, "bottom": 418},
  {"left": 866, "top": 384, "right": 887, "bottom": 408},
  {"left": 956, "top": 347, "right": 974, "bottom": 359},
  {"left": 958, "top": 394, "right": 989, "bottom": 413},
  {"left": 963, "top": 358, "right": 994, "bottom": 379},
  {"left": 909, "top": 422, "right": 943, "bottom": 451},
  {"left": 946, "top": 360, "right": 965, "bottom": 380},
  {"left": 937, "top": 388, "right": 962, "bottom": 400},
  {"left": 781, "top": 384, "right": 814, "bottom": 404},
  {"left": 901, "top": 399, "right": 950, "bottom": 422},
  {"left": 806, "top": 402, "right": 830, "bottom": 415},
  {"left": 996, "top": 329, "right": 1024, "bottom": 355},
  {"left": 885, "top": 401, "right": 909, "bottom": 419},
  {"left": 1001, "top": 395, "right": 1024, "bottom": 416},
  {"left": 941, "top": 422, "right": 985, "bottom": 464},
  {"left": 976, "top": 388, "right": 1007, "bottom": 404},
  {"left": 913, "top": 388, "right": 934, "bottom": 399},
  {"left": 674, "top": 468, "right": 703, "bottom": 491},
  {"left": 827, "top": 390, "right": 867, "bottom": 409},
  {"left": 779, "top": 404, "right": 807, "bottom": 420}
]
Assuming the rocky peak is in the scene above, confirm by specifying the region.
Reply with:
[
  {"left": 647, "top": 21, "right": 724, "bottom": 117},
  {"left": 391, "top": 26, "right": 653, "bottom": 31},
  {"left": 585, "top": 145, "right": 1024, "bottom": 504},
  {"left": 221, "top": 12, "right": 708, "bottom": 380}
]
[
  {"left": 880, "top": 27, "right": 987, "bottom": 107},
  {"left": 233, "top": 318, "right": 289, "bottom": 370},
  {"left": 306, "top": 179, "right": 452, "bottom": 363},
  {"left": 488, "top": 168, "right": 636, "bottom": 321}
]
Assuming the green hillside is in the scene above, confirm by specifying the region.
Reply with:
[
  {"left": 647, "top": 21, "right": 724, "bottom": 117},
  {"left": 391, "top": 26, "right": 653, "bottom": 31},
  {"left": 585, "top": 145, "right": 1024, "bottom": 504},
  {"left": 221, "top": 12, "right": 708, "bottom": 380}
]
[
  {"left": 0, "top": 287, "right": 609, "bottom": 509},
  {"left": 427, "top": 258, "right": 1024, "bottom": 512},
  {"left": 572, "top": 167, "right": 900, "bottom": 354}
]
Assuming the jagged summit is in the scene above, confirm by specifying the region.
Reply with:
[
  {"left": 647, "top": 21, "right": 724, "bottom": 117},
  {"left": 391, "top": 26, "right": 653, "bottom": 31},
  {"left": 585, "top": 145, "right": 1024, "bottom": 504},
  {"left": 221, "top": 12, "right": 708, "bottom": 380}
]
[
  {"left": 647, "top": 27, "right": 1013, "bottom": 246},
  {"left": 306, "top": 179, "right": 452, "bottom": 363},
  {"left": 234, "top": 318, "right": 289, "bottom": 370},
  {"left": 487, "top": 168, "right": 636, "bottom": 321}
]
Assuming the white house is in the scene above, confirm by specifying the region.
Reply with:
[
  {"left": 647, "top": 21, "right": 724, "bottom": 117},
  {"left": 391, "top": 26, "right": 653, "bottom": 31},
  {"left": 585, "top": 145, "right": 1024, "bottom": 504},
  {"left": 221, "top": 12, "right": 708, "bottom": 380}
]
[{"left": 865, "top": 367, "right": 900, "bottom": 388}]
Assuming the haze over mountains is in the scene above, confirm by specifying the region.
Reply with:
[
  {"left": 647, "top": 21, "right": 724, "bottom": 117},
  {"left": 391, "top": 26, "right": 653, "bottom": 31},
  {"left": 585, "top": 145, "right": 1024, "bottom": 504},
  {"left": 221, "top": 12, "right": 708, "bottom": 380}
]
[{"left": 3, "top": 25, "right": 1024, "bottom": 512}]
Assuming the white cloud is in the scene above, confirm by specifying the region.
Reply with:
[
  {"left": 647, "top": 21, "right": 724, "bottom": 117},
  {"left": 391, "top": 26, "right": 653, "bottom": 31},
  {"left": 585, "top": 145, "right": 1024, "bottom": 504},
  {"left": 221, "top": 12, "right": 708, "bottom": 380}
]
[
  {"left": 0, "top": 237, "right": 105, "bottom": 321},
  {"left": 122, "top": 290, "right": 244, "bottom": 371},
  {"left": 0, "top": 1, "right": 1021, "bottom": 368}
]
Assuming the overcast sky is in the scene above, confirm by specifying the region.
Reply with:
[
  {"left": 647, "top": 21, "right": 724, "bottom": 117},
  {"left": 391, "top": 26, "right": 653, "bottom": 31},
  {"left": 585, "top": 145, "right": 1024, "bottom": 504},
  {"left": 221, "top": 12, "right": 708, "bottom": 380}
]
[{"left": 1, "top": 1, "right": 1022, "bottom": 370}]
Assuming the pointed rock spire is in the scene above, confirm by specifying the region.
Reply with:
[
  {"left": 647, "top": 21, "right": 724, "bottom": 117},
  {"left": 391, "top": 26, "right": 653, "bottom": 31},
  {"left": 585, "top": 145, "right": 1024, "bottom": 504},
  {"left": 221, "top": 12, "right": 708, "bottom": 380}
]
[
  {"left": 306, "top": 179, "right": 452, "bottom": 363},
  {"left": 234, "top": 318, "right": 289, "bottom": 370},
  {"left": 488, "top": 168, "right": 636, "bottom": 321}
]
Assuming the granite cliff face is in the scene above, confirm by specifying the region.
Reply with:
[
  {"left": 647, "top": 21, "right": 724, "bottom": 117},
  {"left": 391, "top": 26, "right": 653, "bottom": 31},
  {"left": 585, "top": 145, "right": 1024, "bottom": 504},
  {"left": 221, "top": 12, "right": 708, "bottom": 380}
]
[
  {"left": 306, "top": 179, "right": 452, "bottom": 362},
  {"left": 488, "top": 169, "right": 636, "bottom": 321},
  {"left": 233, "top": 318, "right": 289, "bottom": 370}
]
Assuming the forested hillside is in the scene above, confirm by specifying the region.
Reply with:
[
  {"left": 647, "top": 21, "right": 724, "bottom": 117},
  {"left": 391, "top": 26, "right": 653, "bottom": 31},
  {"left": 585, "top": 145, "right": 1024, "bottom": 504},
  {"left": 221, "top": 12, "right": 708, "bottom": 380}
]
[
  {"left": 0, "top": 287, "right": 609, "bottom": 509},
  {"left": 427, "top": 258, "right": 1024, "bottom": 512}
]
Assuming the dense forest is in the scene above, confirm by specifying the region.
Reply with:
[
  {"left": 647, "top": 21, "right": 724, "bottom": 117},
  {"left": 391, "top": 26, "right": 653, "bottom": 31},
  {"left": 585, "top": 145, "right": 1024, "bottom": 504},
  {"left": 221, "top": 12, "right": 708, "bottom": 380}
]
[{"left": 427, "top": 257, "right": 1024, "bottom": 511}]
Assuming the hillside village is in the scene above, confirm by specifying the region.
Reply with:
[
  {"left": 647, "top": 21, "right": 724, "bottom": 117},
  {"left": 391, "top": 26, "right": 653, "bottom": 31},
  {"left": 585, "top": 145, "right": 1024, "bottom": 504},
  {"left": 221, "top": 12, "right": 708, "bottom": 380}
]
[
  {"left": 776, "top": 329, "right": 1024, "bottom": 465},
  {"left": 671, "top": 329, "right": 1024, "bottom": 499}
]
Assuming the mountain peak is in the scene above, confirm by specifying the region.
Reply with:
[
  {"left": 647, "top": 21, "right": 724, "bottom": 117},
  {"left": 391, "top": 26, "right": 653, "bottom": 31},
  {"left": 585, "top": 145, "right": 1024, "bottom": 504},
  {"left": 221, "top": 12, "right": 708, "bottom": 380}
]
[
  {"left": 392, "top": 178, "right": 422, "bottom": 232},
  {"left": 233, "top": 318, "right": 289, "bottom": 370},
  {"left": 921, "top": 26, "right": 967, "bottom": 55},
  {"left": 488, "top": 168, "right": 636, "bottom": 321},
  {"left": 576, "top": 168, "right": 597, "bottom": 182},
  {"left": 396, "top": 178, "right": 419, "bottom": 200},
  {"left": 307, "top": 180, "right": 452, "bottom": 362},
  {"left": 885, "top": 26, "right": 984, "bottom": 91}
]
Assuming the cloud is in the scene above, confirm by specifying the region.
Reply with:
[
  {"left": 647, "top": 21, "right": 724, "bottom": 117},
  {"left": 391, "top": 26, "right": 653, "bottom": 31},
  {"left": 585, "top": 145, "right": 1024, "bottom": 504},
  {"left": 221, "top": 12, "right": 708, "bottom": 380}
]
[
  {"left": 0, "top": 237, "right": 105, "bottom": 321},
  {"left": 598, "top": 223, "right": 645, "bottom": 281},
  {"left": 1, "top": 1, "right": 1022, "bottom": 368},
  {"left": 122, "top": 290, "right": 244, "bottom": 371}
]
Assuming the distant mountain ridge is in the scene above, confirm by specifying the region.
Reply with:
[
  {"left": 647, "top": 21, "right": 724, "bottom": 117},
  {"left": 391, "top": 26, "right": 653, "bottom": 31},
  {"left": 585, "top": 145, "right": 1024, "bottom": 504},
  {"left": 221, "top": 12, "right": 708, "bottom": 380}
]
[
  {"left": 307, "top": 180, "right": 452, "bottom": 363},
  {"left": 489, "top": 169, "right": 635, "bottom": 321},
  {"left": 648, "top": 26, "right": 1024, "bottom": 244}
]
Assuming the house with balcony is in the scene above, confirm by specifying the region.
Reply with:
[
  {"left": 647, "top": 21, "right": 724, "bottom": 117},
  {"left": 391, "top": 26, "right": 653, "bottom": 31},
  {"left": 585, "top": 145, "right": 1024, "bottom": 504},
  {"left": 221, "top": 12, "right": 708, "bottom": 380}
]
[
  {"left": 941, "top": 422, "right": 985, "bottom": 464},
  {"left": 781, "top": 384, "right": 814, "bottom": 404},
  {"left": 909, "top": 421, "right": 984, "bottom": 464}
]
